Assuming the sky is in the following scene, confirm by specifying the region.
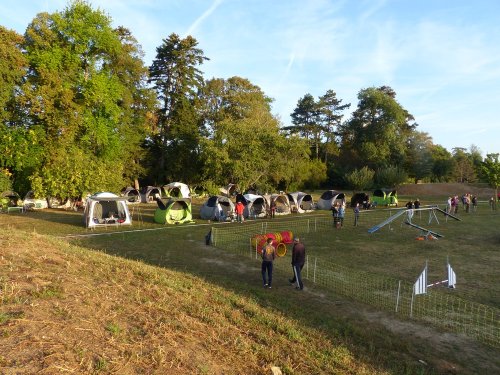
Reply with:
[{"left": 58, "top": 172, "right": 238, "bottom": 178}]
[{"left": 2, "top": 0, "right": 499, "bottom": 156}]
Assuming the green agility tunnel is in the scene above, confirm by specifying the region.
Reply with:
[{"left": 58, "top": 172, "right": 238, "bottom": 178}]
[{"left": 154, "top": 197, "right": 193, "bottom": 224}]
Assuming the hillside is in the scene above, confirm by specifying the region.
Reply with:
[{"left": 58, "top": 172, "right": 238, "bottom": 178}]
[{"left": 1, "top": 230, "right": 386, "bottom": 375}]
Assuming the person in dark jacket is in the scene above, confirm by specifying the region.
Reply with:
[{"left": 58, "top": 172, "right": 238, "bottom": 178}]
[
  {"left": 289, "top": 237, "right": 305, "bottom": 290},
  {"left": 261, "top": 237, "right": 276, "bottom": 288}
]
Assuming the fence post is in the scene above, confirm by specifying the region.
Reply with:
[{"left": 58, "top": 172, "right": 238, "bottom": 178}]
[
  {"left": 314, "top": 217, "right": 317, "bottom": 232},
  {"left": 395, "top": 280, "right": 401, "bottom": 313},
  {"left": 212, "top": 227, "right": 216, "bottom": 247},
  {"left": 307, "top": 219, "right": 310, "bottom": 233},
  {"left": 410, "top": 291, "right": 415, "bottom": 318},
  {"left": 313, "top": 257, "right": 317, "bottom": 283},
  {"left": 306, "top": 255, "right": 309, "bottom": 279}
]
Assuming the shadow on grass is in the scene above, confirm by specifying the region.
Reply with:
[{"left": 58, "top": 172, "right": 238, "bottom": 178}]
[{"left": 69, "top": 220, "right": 500, "bottom": 375}]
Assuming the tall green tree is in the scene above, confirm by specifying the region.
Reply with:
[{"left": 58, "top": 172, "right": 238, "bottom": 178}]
[
  {"left": 18, "top": 0, "right": 151, "bottom": 198},
  {"left": 345, "top": 166, "right": 375, "bottom": 191},
  {"left": 405, "top": 131, "right": 433, "bottom": 183},
  {"left": 112, "top": 26, "right": 156, "bottom": 188},
  {"left": 0, "top": 27, "right": 26, "bottom": 125},
  {"left": 286, "top": 94, "right": 322, "bottom": 159},
  {"left": 317, "top": 90, "right": 350, "bottom": 163},
  {"left": 481, "top": 153, "right": 500, "bottom": 210},
  {"left": 148, "top": 33, "right": 208, "bottom": 184},
  {"left": 430, "top": 145, "right": 455, "bottom": 182},
  {"left": 375, "top": 165, "right": 408, "bottom": 188},
  {"left": 451, "top": 147, "right": 477, "bottom": 183},
  {"left": 0, "top": 26, "right": 41, "bottom": 194},
  {"left": 339, "top": 86, "right": 417, "bottom": 170},
  {"left": 199, "top": 77, "right": 316, "bottom": 192}
]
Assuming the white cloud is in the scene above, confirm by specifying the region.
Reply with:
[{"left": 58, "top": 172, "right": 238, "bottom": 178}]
[{"left": 185, "top": 0, "right": 223, "bottom": 36}]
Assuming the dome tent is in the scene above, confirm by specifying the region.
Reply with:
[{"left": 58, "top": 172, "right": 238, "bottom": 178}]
[
  {"left": 162, "top": 182, "right": 190, "bottom": 198},
  {"left": 83, "top": 192, "right": 132, "bottom": 228},
  {"left": 372, "top": 188, "right": 398, "bottom": 206},
  {"left": 316, "top": 190, "right": 346, "bottom": 210},
  {"left": 140, "top": 186, "right": 161, "bottom": 203},
  {"left": 264, "top": 193, "right": 291, "bottom": 216},
  {"left": 1, "top": 191, "right": 22, "bottom": 208},
  {"left": 200, "top": 195, "right": 235, "bottom": 221},
  {"left": 350, "top": 192, "right": 370, "bottom": 207},
  {"left": 287, "top": 192, "right": 315, "bottom": 213},
  {"left": 219, "top": 183, "right": 238, "bottom": 197},
  {"left": 23, "top": 191, "right": 48, "bottom": 210},
  {"left": 154, "top": 196, "right": 193, "bottom": 224},
  {"left": 236, "top": 193, "right": 268, "bottom": 219},
  {"left": 120, "top": 187, "right": 141, "bottom": 204}
]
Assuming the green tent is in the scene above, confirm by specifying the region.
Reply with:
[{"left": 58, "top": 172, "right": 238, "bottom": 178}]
[
  {"left": 154, "top": 197, "right": 193, "bottom": 224},
  {"left": 372, "top": 188, "right": 398, "bottom": 207}
]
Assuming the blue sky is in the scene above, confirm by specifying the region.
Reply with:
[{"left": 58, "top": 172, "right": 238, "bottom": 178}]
[{"left": 2, "top": 0, "right": 499, "bottom": 156}]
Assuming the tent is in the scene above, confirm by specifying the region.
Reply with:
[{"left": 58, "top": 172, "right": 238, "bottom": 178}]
[
  {"left": 1, "top": 191, "right": 22, "bottom": 210},
  {"left": 200, "top": 195, "right": 235, "bottom": 221},
  {"left": 83, "top": 192, "right": 132, "bottom": 228},
  {"left": 162, "top": 182, "right": 190, "bottom": 198},
  {"left": 372, "top": 188, "right": 398, "bottom": 206},
  {"left": 120, "top": 187, "right": 141, "bottom": 204},
  {"left": 350, "top": 192, "right": 370, "bottom": 207},
  {"left": 316, "top": 190, "right": 346, "bottom": 210},
  {"left": 23, "top": 191, "right": 48, "bottom": 210},
  {"left": 47, "top": 196, "right": 71, "bottom": 209},
  {"left": 219, "top": 183, "right": 238, "bottom": 197},
  {"left": 236, "top": 193, "right": 268, "bottom": 219},
  {"left": 264, "top": 193, "right": 291, "bottom": 216},
  {"left": 154, "top": 197, "right": 193, "bottom": 224},
  {"left": 287, "top": 192, "right": 315, "bottom": 213},
  {"left": 140, "top": 186, "right": 161, "bottom": 203}
]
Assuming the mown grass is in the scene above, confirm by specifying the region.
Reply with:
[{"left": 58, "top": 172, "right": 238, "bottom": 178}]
[
  {"left": 1, "top": 195, "right": 499, "bottom": 374},
  {"left": 2, "top": 231, "right": 391, "bottom": 374}
]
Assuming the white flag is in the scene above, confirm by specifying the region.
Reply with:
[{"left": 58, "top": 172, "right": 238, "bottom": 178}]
[
  {"left": 414, "top": 264, "right": 428, "bottom": 295},
  {"left": 447, "top": 263, "right": 456, "bottom": 288}
]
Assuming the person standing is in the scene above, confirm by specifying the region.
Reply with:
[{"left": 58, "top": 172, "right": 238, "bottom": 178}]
[
  {"left": 235, "top": 201, "right": 245, "bottom": 223},
  {"left": 338, "top": 204, "right": 345, "bottom": 227},
  {"left": 289, "top": 237, "right": 305, "bottom": 290},
  {"left": 413, "top": 199, "right": 420, "bottom": 209},
  {"left": 331, "top": 203, "right": 339, "bottom": 228},
  {"left": 353, "top": 203, "right": 360, "bottom": 226},
  {"left": 261, "top": 238, "right": 276, "bottom": 288},
  {"left": 270, "top": 200, "right": 276, "bottom": 218}
]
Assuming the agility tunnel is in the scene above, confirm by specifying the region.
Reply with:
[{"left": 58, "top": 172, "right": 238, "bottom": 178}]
[{"left": 251, "top": 230, "right": 293, "bottom": 256}]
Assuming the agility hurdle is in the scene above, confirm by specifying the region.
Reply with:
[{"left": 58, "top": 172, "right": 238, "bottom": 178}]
[{"left": 409, "top": 259, "right": 457, "bottom": 317}]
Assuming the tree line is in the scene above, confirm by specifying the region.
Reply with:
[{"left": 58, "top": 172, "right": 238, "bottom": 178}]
[{"left": 0, "top": 1, "right": 498, "bottom": 199}]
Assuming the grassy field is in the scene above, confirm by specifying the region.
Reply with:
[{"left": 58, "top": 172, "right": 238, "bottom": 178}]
[{"left": 1, "top": 194, "right": 499, "bottom": 374}]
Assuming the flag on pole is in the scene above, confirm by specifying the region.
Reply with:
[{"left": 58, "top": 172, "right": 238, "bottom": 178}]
[{"left": 414, "top": 263, "right": 428, "bottom": 295}]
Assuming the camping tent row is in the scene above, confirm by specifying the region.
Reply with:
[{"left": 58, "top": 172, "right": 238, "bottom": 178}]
[
  {"left": 82, "top": 191, "right": 193, "bottom": 227},
  {"left": 121, "top": 182, "right": 192, "bottom": 204},
  {"left": 199, "top": 192, "right": 316, "bottom": 221},
  {"left": 20, "top": 191, "right": 72, "bottom": 210}
]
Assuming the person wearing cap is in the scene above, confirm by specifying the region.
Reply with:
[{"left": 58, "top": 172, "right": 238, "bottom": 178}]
[
  {"left": 289, "top": 237, "right": 305, "bottom": 290},
  {"left": 261, "top": 237, "right": 276, "bottom": 288}
]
